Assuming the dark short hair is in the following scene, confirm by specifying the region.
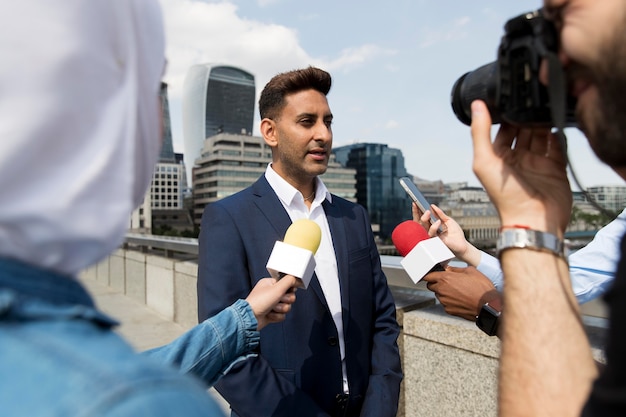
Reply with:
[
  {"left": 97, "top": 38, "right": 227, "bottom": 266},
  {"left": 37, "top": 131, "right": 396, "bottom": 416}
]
[{"left": 259, "top": 66, "right": 332, "bottom": 120}]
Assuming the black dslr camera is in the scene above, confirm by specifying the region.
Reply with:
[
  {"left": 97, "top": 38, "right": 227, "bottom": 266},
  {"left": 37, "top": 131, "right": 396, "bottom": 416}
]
[{"left": 450, "top": 9, "right": 577, "bottom": 127}]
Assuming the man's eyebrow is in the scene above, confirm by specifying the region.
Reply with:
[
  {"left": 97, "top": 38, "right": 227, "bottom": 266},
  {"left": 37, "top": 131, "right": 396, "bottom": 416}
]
[{"left": 294, "top": 112, "right": 333, "bottom": 120}]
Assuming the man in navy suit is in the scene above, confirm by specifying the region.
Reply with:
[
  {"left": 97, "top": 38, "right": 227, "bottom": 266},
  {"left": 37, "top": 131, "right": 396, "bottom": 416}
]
[{"left": 197, "top": 66, "right": 402, "bottom": 417}]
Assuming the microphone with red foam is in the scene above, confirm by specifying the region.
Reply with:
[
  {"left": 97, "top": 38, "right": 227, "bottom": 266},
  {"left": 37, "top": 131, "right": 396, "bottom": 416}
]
[
  {"left": 266, "top": 219, "right": 322, "bottom": 289},
  {"left": 391, "top": 220, "right": 455, "bottom": 284}
]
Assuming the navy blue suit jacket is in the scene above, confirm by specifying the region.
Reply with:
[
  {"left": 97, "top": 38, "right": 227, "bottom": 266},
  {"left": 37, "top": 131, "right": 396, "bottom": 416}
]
[{"left": 197, "top": 176, "right": 402, "bottom": 417}]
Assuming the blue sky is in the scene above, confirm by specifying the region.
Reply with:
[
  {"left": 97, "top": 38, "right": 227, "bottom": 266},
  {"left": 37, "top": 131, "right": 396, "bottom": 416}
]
[{"left": 159, "top": 0, "right": 623, "bottom": 189}]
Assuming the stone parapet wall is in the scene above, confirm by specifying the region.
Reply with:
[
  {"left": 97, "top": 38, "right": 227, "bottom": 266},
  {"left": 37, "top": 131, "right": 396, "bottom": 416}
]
[{"left": 82, "top": 248, "right": 607, "bottom": 417}]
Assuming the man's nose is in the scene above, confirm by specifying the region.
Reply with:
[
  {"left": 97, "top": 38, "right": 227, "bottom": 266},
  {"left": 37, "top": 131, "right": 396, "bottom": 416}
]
[{"left": 313, "top": 121, "right": 332, "bottom": 141}]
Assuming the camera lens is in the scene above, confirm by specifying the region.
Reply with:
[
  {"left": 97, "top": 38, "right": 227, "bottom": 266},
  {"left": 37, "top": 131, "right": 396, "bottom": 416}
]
[{"left": 450, "top": 62, "right": 500, "bottom": 126}]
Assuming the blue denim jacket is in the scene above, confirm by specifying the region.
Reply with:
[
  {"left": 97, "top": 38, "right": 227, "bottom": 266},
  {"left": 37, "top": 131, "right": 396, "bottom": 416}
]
[
  {"left": 0, "top": 258, "right": 259, "bottom": 416},
  {"left": 145, "top": 298, "right": 260, "bottom": 387}
]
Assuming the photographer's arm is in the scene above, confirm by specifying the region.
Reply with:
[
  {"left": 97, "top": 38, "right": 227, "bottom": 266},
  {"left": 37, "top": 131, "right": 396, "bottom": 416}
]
[{"left": 470, "top": 100, "right": 597, "bottom": 417}]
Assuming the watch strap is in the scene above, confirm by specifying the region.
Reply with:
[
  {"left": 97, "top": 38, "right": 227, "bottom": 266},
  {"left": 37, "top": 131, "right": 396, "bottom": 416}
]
[
  {"left": 496, "top": 228, "right": 565, "bottom": 260},
  {"left": 476, "top": 302, "right": 501, "bottom": 336}
]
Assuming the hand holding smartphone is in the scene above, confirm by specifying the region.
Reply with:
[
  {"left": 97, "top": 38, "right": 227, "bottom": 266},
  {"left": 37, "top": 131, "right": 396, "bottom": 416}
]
[{"left": 399, "top": 177, "right": 444, "bottom": 234}]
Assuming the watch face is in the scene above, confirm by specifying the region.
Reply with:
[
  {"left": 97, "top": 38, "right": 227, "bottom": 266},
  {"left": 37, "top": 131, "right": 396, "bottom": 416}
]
[{"left": 476, "top": 304, "right": 501, "bottom": 336}]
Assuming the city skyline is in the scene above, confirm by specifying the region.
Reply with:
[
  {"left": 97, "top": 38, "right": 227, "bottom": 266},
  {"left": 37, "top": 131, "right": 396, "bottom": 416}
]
[{"left": 158, "top": 0, "right": 623, "bottom": 190}]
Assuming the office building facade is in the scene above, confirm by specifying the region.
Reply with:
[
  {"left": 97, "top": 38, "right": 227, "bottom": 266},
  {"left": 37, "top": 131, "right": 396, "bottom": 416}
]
[
  {"left": 182, "top": 64, "right": 255, "bottom": 179},
  {"left": 585, "top": 185, "right": 626, "bottom": 214},
  {"left": 193, "top": 133, "right": 357, "bottom": 225},
  {"left": 333, "top": 143, "right": 411, "bottom": 239},
  {"left": 440, "top": 201, "right": 500, "bottom": 249}
]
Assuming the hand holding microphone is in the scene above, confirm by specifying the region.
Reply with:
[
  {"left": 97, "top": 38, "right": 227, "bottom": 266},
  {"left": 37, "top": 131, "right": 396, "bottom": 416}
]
[
  {"left": 392, "top": 220, "right": 455, "bottom": 284},
  {"left": 266, "top": 219, "right": 322, "bottom": 289},
  {"left": 245, "top": 275, "right": 299, "bottom": 330}
]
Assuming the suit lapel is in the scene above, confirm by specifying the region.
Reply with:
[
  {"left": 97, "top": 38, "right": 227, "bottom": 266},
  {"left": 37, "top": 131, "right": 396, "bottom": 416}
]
[
  {"left": 323, "top": 199, "right": 350, "bottom": 335},
  {"left": 250, "top": 177, "right": 292, "bottom": 236}
]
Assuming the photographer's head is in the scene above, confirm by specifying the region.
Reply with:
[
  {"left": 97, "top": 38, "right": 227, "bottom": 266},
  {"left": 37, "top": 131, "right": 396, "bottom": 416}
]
[{"left": 543, "top": 0, "right": 626, "bottom": 171}]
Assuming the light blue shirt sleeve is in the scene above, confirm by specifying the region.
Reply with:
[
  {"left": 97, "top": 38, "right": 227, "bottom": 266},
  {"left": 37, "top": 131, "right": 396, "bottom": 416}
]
[
  {"left": 476, "top": 251, "right": 504, "bottom": 292},
  {"left": 142, "top": 299, "right": 260, "bottom": 387},
  {"left": 567, "top": 209, "right": 626, "bottom": 304},
  {"left": 476, "top": 209, "right": 626, "bottom": 304}
]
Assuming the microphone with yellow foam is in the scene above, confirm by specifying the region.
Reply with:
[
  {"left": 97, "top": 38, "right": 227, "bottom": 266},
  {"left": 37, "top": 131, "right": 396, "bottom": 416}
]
[{"left": 266, "top": 219, "right": 321, "bottom": 289}]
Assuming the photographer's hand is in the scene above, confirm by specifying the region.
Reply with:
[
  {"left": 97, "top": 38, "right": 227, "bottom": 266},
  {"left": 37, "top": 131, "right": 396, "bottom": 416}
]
[{"left": 470, "top": 100, "right": 572, "bottom": 236}]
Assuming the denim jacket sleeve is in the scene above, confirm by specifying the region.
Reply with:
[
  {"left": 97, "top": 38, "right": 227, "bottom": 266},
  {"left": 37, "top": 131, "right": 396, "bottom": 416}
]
[{"left": 142, "top": 299, "right": 260, "bottom": 387}]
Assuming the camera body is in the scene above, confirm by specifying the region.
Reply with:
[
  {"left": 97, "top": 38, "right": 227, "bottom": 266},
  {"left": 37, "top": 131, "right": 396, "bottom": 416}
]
[{"left": 450, "top": 9, "right": 577, "bottom": 127}]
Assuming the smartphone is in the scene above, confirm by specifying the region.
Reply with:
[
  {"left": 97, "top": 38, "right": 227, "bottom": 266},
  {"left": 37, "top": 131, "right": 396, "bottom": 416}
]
[{"left": 398, "top": 176, "right": 443, "bottom": 233}]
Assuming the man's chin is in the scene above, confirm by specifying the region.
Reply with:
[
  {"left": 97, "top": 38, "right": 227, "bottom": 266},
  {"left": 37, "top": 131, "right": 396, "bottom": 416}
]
[{"left": 309, "top": 163, "right": 329, "bottom": 176}]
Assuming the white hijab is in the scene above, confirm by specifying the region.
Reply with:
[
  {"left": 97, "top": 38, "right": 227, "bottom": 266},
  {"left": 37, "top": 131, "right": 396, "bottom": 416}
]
[{"left": 0, "top": 0, "right": 166, "bottom": 276}]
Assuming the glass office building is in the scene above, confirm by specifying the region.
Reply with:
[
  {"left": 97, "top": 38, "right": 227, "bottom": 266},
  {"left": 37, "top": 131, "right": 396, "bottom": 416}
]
[
  {"left": 182, "top": 64, "right": 255, "bottom": 181},
  {"left": 333, "top": 143, "right": 411, "bottom": 239},
  {"left": 159, "top": 82, "right": 176, "bottom": 163}
]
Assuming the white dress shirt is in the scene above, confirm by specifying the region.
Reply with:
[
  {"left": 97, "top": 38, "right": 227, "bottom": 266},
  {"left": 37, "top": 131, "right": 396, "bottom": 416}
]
[{"left": 265, "top": 164, "right": 350, "bottom": 393}]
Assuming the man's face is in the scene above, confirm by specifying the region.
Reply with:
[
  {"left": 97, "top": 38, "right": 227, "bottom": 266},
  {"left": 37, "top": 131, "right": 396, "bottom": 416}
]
[
  {"left": 545, "top": 0, "right": 626, "bottom": 167},
  {"left": 265, "top": 89, "right": 333, "bottom": 186}
]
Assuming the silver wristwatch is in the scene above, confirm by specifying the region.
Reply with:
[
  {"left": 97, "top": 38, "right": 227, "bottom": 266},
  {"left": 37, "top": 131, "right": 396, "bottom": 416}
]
[{"left": 496, "top": 228, "right": 565, "bottom": 260}]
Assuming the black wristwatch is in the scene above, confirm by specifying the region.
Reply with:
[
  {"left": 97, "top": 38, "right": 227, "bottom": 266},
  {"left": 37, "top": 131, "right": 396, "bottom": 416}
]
[{"left": 476, "top": 301, "right": 501, "bottom": 336}]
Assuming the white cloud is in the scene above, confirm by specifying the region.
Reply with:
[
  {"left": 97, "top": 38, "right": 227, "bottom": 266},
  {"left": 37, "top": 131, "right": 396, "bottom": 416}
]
[
  {"left": 158, "top": 0, "right": 388, "bottom": 102},
  {"left": 159, "top": 0, "right": 313, "bottom": 103},
  {"left": 324, "top": 44, "right": 397, "bottom": 73}
]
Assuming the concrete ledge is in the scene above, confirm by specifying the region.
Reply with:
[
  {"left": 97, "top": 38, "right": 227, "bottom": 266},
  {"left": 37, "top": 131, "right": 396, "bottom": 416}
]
[
  {"left": 175, "top": 261, "right": 200, "bottom": 328},
  {"left": 405, "top": 305, "right": 501, "bottom": 358},
  {"left": 146, "top": 255, "right": 175, "bottom": 320},
  {"left": 402, "top": 304, "right": 499, "bottom": 417},
  {"left": 83, "top": 248, "right": 608, "bottom": 417},
  {"left": 125, "top": 251, "right": 147, "bottom": 304}
]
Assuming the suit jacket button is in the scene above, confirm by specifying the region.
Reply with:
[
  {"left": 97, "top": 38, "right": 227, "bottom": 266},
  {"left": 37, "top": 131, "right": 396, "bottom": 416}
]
[{"left": 328, "top": 337, "right": 338, "bottom": 346}]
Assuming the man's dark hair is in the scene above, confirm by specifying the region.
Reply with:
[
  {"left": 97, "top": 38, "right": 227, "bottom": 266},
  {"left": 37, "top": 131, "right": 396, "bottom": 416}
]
[{"left": 259, "top": 66, "right": 332, "bottom": 120}]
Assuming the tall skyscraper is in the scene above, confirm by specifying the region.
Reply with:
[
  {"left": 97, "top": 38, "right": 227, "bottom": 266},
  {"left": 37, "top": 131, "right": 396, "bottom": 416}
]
[
  {"left": 159, "top": 82, "right": 176, "bottom": 163},
  {"left": 130, "top": 84, "right": 193, "bottom": 235},
  {"left": 182, "top": 64, "right": 255, "bottom": 180},
  {"left": 333, "top": 143, "right": 411, "bottom": 239}
]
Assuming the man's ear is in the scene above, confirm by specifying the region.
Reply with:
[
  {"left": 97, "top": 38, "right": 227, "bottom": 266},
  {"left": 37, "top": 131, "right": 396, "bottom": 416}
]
[{"left": 261, "top": 118, "right": 277, "bottom": 147}]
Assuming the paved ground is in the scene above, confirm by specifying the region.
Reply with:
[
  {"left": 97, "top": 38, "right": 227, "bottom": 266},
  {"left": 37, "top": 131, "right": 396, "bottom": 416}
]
[{"left": 79, "top": 277, "right": 230, "bottom": 414}]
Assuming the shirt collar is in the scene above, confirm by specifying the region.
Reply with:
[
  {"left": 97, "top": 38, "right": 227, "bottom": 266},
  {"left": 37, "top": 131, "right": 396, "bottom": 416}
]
[{"left": 264, "top": 163, "right": 332, "bottom": 207}]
